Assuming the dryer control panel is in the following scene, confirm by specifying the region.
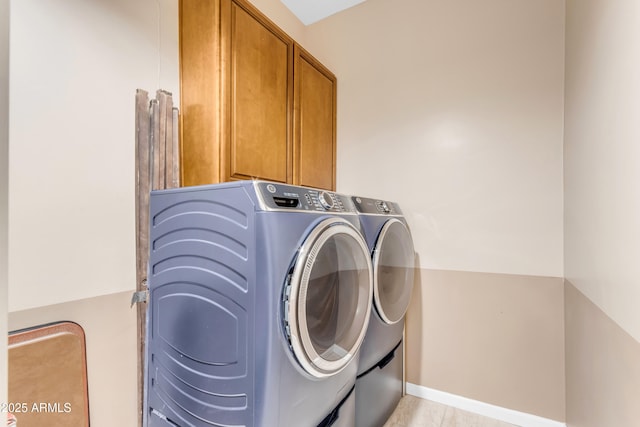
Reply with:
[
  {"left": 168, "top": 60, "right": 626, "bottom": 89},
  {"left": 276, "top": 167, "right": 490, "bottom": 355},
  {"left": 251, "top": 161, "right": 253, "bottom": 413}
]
[
  {"left": 255, "top": 182, "right": 356, "bottom": 213},
  {"left": 352, "top": 196, "right": 402, "bottom": 216}
]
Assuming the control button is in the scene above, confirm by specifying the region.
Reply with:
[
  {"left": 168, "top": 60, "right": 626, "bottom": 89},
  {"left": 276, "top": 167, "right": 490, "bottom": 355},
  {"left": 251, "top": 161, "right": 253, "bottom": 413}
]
[
  {"left": 266, "top": 184, "right": 277, "bottom": 193},
  {"left": 318, "top": 192, "right": 335, "bottom": 210},
  {"left": 377, "top": 201, "right": 391, "bottom": 213}
]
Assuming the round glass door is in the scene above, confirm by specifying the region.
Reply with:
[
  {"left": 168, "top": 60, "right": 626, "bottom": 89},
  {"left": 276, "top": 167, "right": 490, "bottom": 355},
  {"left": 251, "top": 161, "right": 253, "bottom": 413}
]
[
  {"left": 286, "top": 218, "right": 373, "bottom": 378},
  {"left": 372, "top": 219, "right": 415, "bottom": 324}
]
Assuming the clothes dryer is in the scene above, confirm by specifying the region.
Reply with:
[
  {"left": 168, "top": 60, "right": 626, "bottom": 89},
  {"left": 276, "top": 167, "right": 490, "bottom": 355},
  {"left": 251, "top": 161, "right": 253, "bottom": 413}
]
[
  {"left": 143, "top": 181, "right": 373, "bottom": 427},
  {"left": 352, "top": 196, "right": 416, "bottom": 427}
]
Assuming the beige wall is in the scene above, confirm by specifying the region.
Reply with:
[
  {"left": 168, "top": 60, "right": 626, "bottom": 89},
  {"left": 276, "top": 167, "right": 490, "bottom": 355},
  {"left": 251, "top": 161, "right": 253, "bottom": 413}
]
[
  {"left": 0, "top": 0, "right": 8, "bottom": 407},
  {"left": 407, "top": 269, "right": 565, "bottom": 421},
  {"left": 8, "top": 0, "right": 179, "bottom": 312},
  {"left": 304, "top": 0, "right": 565, "bottom": 278},
  {"left": 9, "top": 292, "right": 137, "bottom": 427},
  {"left": 564, "top": 281, "right": 640, "bottom": 427},
  {"left": 563, "top": 0, "right": 640, "bottom": 425},
  {"left": 564, "top": 0, "right": 640, "bottom": 344}
]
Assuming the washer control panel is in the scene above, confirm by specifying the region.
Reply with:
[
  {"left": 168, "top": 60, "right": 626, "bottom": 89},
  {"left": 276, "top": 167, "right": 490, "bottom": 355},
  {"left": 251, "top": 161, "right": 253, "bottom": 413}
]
[
  {"left": 256, "top": 182, "right": 355, "bottom": 213},
  {"left": 352, "top": 196, "right": 402, "bottom": 215}
]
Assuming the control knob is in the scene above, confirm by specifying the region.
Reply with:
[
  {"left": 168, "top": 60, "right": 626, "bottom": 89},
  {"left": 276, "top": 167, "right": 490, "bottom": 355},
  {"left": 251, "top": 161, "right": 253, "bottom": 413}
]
[{"left": 318, "top": 192, "right": 335, "bottom": 210}]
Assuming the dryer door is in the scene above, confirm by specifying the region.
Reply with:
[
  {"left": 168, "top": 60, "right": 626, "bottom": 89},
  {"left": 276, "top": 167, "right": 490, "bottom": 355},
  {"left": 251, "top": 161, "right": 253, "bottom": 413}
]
[
  {"left": 285, "top": 217, "right": 373, "bottom": 378},
  {"left": 372, "top": 218, "right": 415, "bottom": 324}
]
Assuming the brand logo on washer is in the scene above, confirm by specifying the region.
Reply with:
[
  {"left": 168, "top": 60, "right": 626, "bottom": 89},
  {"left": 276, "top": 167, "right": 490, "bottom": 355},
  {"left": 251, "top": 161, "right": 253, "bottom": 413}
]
[{"left": 266, "top": 184, "right": 277, "bottom": 193}]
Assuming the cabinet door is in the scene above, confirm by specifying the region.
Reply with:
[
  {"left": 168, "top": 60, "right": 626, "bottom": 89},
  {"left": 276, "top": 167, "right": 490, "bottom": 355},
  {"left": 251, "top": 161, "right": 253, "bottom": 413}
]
[
  {"left": 180, "top": 0, "right": 222, "bottom": 187},
  {"left": 293, "top": 45, "right": 337, "bottom": 191},
  {"left": 221, "top": 0, "right": 294, "bottom": 183}
]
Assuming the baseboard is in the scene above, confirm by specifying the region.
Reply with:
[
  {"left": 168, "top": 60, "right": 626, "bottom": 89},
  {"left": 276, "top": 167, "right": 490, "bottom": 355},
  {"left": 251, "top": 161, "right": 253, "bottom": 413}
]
[{"left": 405, "top": 383, "right": 566, "bottom": 427}]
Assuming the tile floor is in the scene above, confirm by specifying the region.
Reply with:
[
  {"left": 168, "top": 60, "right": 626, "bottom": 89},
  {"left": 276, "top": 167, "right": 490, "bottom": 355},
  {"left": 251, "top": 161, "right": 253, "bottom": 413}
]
[{"left": 383, "top": 395, "right": 517, "bottom": 427}]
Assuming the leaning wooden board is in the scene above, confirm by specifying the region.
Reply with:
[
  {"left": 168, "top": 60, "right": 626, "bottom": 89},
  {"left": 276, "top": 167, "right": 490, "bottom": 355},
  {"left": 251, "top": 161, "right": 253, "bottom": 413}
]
[
  {"left": 8, "top": 322, "right": 90, "bottom": 427},
  {"left": 134, "top": 88, "right": 181, "bottom": 423}
]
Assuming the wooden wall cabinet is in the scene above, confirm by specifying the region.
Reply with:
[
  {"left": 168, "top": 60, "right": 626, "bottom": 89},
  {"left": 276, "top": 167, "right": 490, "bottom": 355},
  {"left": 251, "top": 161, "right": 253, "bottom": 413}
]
[
  {"left": 294, "top": 45, "right": 337, "bottom": 191},
  {"left": 180, "top": 0, "right": 337, "bottom": 190}
]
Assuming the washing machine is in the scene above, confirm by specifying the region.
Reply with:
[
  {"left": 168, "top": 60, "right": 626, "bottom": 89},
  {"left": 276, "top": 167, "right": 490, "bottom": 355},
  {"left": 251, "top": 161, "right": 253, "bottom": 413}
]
[
  {"left": 143, "top": 180, "right": 374, "bottom": 427},
  {"left": 351, "top": 196, "right": 416, "bottom": 427}
]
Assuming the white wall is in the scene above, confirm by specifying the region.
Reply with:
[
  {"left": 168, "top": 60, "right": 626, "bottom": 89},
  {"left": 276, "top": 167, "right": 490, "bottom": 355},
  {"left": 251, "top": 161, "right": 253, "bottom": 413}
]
[
  {"left": 564, "top": 0, "right": 640, "bottom": 342},
  {"left": 9, "top": 0, "right": 179, "bottom": 311},
  {"left": 0, "top": 0, "right": 9, "bottom": 407},
  {"left": 304, "top": 0, "right": 565, "bottom": 278}
]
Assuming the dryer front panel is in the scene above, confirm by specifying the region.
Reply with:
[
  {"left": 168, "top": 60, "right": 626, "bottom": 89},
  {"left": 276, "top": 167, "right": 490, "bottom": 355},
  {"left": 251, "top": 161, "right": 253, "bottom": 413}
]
[
  {"left": 285, "top": 218, "right": 373, "bottom": 378},
  {"left": 372, "top": 218, "right": 415, "bottom": 325}
]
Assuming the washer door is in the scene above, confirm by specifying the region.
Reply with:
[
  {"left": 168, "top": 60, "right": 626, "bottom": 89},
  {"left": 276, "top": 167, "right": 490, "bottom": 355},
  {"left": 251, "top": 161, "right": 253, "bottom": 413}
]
[
  {"left": 285, "top": 217, "right": 373, "bottom": 378},
  {"left": 372, "top": 218, "right": 415, "bottom": 324}
]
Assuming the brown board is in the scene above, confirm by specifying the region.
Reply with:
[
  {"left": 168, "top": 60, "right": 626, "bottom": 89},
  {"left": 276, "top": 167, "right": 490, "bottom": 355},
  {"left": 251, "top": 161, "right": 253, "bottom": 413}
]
[
  {"left": 135, "top": 88, "right": 151, "bottom": 426},
  {"left": 8, "top": 322, "right": 90, "bottom": 427}
]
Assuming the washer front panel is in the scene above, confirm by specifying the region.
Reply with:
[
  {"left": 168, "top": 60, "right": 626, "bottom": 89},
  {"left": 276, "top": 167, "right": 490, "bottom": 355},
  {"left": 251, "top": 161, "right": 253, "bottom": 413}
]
[{"left": 254, "top": 181, "right": 357, "bottom": 214}]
